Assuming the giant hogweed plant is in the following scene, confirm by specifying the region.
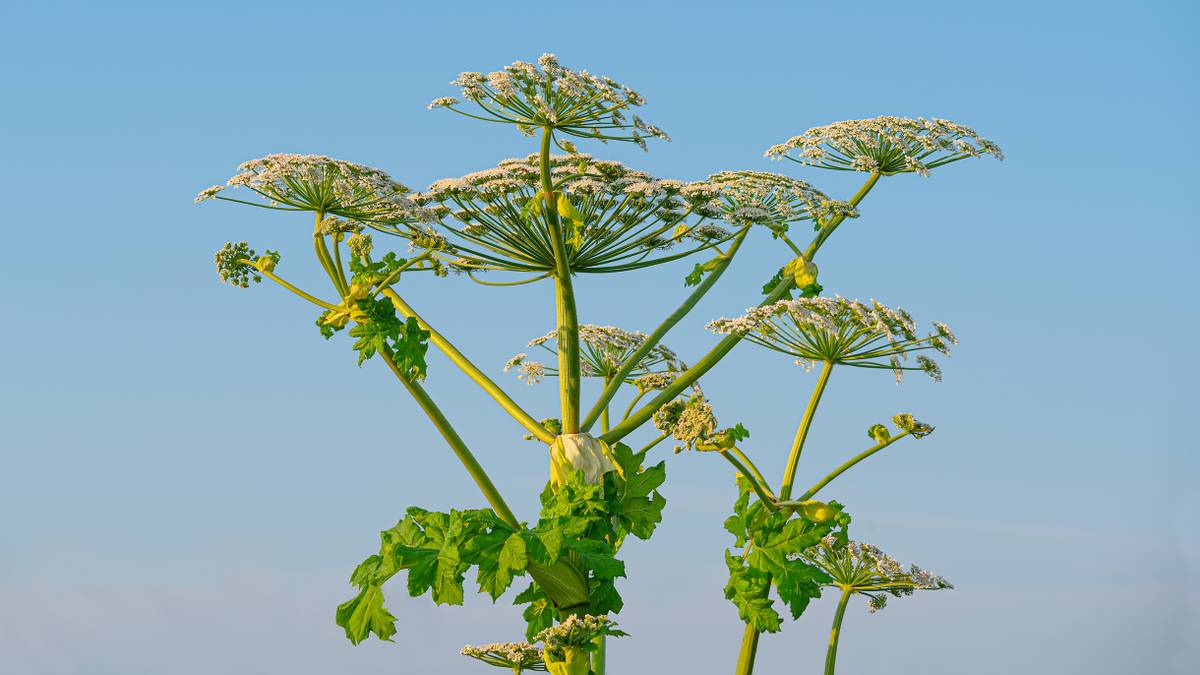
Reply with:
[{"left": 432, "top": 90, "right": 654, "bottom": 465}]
[{"left": 197, "top": 54, "right": 1000, "bottom": 675}]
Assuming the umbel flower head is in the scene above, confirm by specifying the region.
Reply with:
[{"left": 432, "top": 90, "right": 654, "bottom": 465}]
[
  {"left": 194, "top": 153, "right": 430, "bottom": 225},
  {"left": 535, "top": 614, "right": 627, "bottom": 675},
  {"left": 392, "top": 153, "right": 732, "bottom": 276},
  {"left": 765, "top": 116, "right": 1003, "bottom": 176},
  {"left": 802, "top": 536, "right": 953, "bottom": 612},
  {"left": 653, "top": 388, "right": 721, "bottom": 453},
  {"left": 706, "top": 171, "right": 857, "bottom": 233},
  {"left": 461, "top": 642, "right": 547, "bottom": 672},
  {"left": 706, "top": 296, "right": 957, "bottom": 382},
  {"left": 432, "top": 53, "right": 667, "bottom": 149},
  {"left": 506, "top": 324, "right": 682, "bottom": 385}
]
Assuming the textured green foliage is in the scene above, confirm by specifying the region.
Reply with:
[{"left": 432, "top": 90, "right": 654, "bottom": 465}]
[
  {"left": 606, "top": 442, "right": 667, "bottom": 541},
  {"left": 514, "top": 584, "right": 557, "bottom": 641},
  {"left": 347, "top": 298, "right": 430, "bottom": 378},
  {"left": 724, "top": 550, "right": 781, "bottom": 633},
  {"left": 349, "top": 251, "right": 407, "bottom": 287},
  {"left": 335, "top": 585, "right": 396, "bottom": 645},
  {"left": 722, "top": 477, "right": 849, "bottom": 632},
  {"left": 338, "top": 447, "right": 667, "bottom": 644},
  {"left": 337, "top": 507, "right": 526, "bottom": 644}
]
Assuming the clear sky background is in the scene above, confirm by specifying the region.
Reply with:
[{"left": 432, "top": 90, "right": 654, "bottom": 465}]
[{"left": 1, "top": 1, "right": 1196, "bottom": 673}]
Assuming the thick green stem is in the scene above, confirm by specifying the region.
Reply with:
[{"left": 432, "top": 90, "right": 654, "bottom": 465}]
[
  {"left": 779, "top": 361, "right": 834, "bottom": 500},
  {"left": 796, "top": 431, "right": 910, "bottom": 502},
  {"left": 734, "top": 623, "right": 761, "bottom": 675},
  {"left": 825, "top": 588, "right": 852, "bottom": 675},
  {"left": 581, "top": 227, "right": 751, "bottom": 432},
  {"left": 600, "top": 377, "right": 611, "bottom": 433},
  {"left": 382, "top": 289, "right": 555, "bottom": 444},
  {"left": 378, "top": 348, "right": 519, "bottom": 528},
  {"left": 592, "top": 634, "right": 607, "bottom": 675},
  {"left": 540, "top": 128, "right": 582, "bottom": 433}
]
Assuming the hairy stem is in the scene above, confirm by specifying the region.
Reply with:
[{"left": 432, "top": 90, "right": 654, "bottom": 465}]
[
  {"left": 382, "top": 289, "right": 555, "bottom": 444},
  {"left": 825, "top": 588, "right": 852, "bottom": 675},
  {"left": 779, "top": 361, "right": 834, "bottom": 500},
  {"left": 540, "top": 128, "right": 582, "bottom": 433},
  {"left": 581, "top": 227, "right": 751, "bottom": 432}
]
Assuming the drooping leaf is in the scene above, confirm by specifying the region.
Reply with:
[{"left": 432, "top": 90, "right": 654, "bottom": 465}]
[
  {"left": 335, "top": 585, "right": 396, "bottom": 645},
  {"left": 723, "top": 551, "right": 782, "bottom": 633}
]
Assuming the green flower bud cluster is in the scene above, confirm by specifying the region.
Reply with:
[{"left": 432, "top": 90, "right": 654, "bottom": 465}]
[
  {"left": 892, "top": 413, "right": 935, "bottom": 438},
  {"left": 214, "top": 241, "right": 261, "bottom": 288}
]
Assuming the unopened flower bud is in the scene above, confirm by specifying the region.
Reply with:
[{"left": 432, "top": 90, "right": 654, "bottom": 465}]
[
  {"left": 786, "top": 256, "right": 819, "bottom": 287},
  {"left": 868, "top": 423, "right": 890, "bottom": 444},
  {"left": 549, "top": 433, "right": 618, "bottom": 486}
]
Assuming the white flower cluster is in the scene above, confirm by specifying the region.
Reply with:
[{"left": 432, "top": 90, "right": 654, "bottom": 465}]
[
  {"left": 707, "top": 296, "right": 954, "bottom": 381},
  {"left": 534, "top": 614, "right": 619, "bottom": 650},
  {"left": 508, "top": 324, "right": 682, "bottom": 384},
  {"left": 652, "top": 389, "right": 720, "bottom": 452},
  {"left": 805, "top": 536, "right": 953, "bottom": 612},
  {"left": 460, "top": 641, "right": 546, "bottom": 671},
  {"left": 434, "top": 53, "right": 666, "bottom": 148},
  {"left": 707, "top": 171, "right": 857, "bottom": 228},
  {"left": 503, "top": 353, "right": 547, "bottom": 385},
  {"left": 765, "top": 116, "right": 1003, "bottom": 176},
  {"left": 194, "top": 154, "right": 430, "bottom": 225}
]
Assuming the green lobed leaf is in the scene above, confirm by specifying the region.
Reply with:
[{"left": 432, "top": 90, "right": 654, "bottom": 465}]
[
  {"left": 335, "top": 585, "right": 396, "bottom": 645},
  {"left": 724, "top": 551, "right": 782, "bottom": 633},
  {"left": 605, "top": 443, "right": 667, "bottom": 541}
]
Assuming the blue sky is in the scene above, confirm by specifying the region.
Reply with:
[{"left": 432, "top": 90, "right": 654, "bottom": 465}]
[{"left": 0, "top": 1, "right": 1196, "bottom": 673}]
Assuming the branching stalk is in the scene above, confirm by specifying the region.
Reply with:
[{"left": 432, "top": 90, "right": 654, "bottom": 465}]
[
  {"left": 540, "top": 128, "right": 582, "bottom": 433},
  {"left": 382, "top": 288, "right": 555, "bottom": 444},
  {"left": 779, "top": 361, "right": 834, "bottom": 500},
  {"left": 796, "top": 431, "right": 911, "bottom": 502},
  {"left": 825, "top": 588, "right": 853, "bottom": 675},
  {"left": 581, "top": 227, "right": 752, "bottom": 432},
  {"left": 378, "top": 347, "right": 519, "bottom": 528}
]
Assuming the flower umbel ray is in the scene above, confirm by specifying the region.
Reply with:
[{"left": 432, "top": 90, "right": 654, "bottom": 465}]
[
  {"left": 431, "top": 53, "right": 667, "bottom": 149},
  {"left": 461, "top": 642, "right": 547, "bottom": 672},
  {"left": 393, "top": 153, "right": 734, "bottom": 275},
  {"left": 706, "top": 296, "right": 956, "bottom": 382},
  {"left": 194, "top": 153, "right": 430, "bottom": 226},
  {"left": 765, "top": 116, "right": 1003, "bottom": 176},
  {"left": 802, "top": 536, "right": 952, "bottom": 611},
  {"left": 506, "top": 324, "right": 683, "bottom": 384}
]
